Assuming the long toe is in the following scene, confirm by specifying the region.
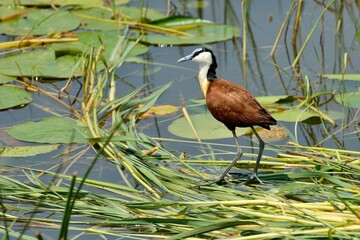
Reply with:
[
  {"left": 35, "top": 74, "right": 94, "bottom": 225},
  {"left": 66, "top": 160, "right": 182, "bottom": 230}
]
[
  {"left": 192, "top": 178, "right": 228, "bottom": 188},
  {"left": 214, "top": 178, "right": 228, "bottom": 185},
  {"left": 244, "top": 172, "right": 263, "bottom": 185}
]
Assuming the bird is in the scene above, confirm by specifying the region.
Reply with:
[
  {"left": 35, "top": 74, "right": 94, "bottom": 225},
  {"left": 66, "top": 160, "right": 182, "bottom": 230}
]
[{"left": 177, "top": 47, "right": 277, "bottom": 184}]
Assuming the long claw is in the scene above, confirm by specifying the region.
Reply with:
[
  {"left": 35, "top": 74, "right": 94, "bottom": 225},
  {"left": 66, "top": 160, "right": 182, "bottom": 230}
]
[
  {"left": 214, "top": 178, "right": 228, "bottom": 185},
  {"left": 244, "top": 172, "right": 263, "bottom": 185}
]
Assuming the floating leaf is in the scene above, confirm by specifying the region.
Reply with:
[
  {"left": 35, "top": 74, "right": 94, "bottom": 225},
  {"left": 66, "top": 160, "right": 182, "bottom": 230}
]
[
  {"left": 49, "top": 32, "right": 148, "bottom": 65},
  {"left": 0, "top": 75, "right": 16, "bottom": 84},
  {"left": 74, "top": 6, "right": 166, "bottom": 31},
  {"left": 0, "top": 144, "right": 60, "bottom": 157},
  {"left": 168, "top": 113, "right": 249, "bottom": 140},
  {"left": 118, "top": 6, "right": 167, "bottom": 21},
  {"left": 334, "top": 91, "right": 360, "bottom": 108},
  {"left": 0, "top": 0, "right": 129, "bottom": 7},
  {"left": 118, "top": 6, "right": 166, "bottom": 21},
  {"left": 78, "top": 32, "right": 148, "bottom": 59},
  {"left": 73, "top": 8, "right": 118, "bottom": 31},
  {"left": 255, "top": 95, "right": 294, "bottom": 105},
  {"left": 0, "top": 50, "right": 81, "bottom": 78},
  {"left": 8, "top": 117, "right": 87, "bottom": 144},
  {"left": 321, "top": 74, "right": 360, "bottom": 81},
  {"left": 0, "top": 86, "right": 32, "bottom": 110},
  {"left": 0, "top": 32, "right": 147, "bottom": 78},
  {"left": 272, "top": 108, "right": 342, "bottom": 122},
  {"left": 141, "top": 24, "right": 240, "bottom": 45},
  {"left": 0, "top": 7, "right": 81, "bottom": 36}
]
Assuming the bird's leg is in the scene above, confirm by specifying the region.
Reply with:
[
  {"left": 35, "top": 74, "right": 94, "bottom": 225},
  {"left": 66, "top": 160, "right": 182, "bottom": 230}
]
[
  {"left": 244, "top": 126, "right": 264, "bottom": 184},
  {"left": 215, "top": 129, "right": 243, "bottom": 184}
]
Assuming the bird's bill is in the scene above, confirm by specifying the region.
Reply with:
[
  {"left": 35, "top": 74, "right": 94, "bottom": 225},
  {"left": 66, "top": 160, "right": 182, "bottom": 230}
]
[{"left": 177, "top": 55, "right": 192, "bottom": 63}]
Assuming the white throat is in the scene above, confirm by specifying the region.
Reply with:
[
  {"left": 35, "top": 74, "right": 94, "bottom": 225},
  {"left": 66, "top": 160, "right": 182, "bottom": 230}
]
[{"left": 197, "top": 62, "right": 211, "bottom": 97}]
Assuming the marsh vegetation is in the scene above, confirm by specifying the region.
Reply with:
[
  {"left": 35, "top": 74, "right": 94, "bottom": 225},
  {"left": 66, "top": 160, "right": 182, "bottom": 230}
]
[{"left": 0, "top": 1, "right": 359, "bottom": 239}]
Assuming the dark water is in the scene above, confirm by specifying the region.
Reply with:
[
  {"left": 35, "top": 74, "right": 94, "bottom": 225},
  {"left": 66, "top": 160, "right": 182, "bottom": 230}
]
[{"left": 126, "top": 1, "right": 359, "bottom": 154}]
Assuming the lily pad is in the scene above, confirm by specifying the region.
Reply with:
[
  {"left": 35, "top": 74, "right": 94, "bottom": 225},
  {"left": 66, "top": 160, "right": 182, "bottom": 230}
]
[
  {"left": 142, "top": 24, "right": 240, "bottom": 45},
  {"left": 118, "top": 6, "right": 167, "bottom": 21},
  {"left": 8, "top": 117, "right": 87, "bottom": 144},
  {"left": 334, "top": 91, "right": 360, "bottom": 108},
  {"left": 0, "top": 50, "right": 81, "bottom": 78},
  {"left": 0, "top": 86, "right": 32, "bottom": 110},
  {"left": 0, "top": 144, "right": 60, "bottom": 157},
  {"left": 0, "top": 0, "right": 130, "bottom": 7},
  {"left": 73, "top": 8, "right": 118, "bottom": 31},
  {"left": 0, "top": 7, "right": 81, "bottom": 36},
  {"left": 271, "top": 108, "right": 342, "bottom": 122},
  {"left": 49, "top": 32, "right": 148, "bottom": 70},
  {"left": 77, "top": 32, "right": 148, "bottom": 60},
  {"left": 168, "top": 113, "right": 249, "bottom": 140},
  {"left": 74, "top": 6, "right": 166, "bottom": 31},
  {"left": 0, "top": 32, "right": 147, "bottom": 79},
  {"left": 50, "top": 32, "right": 147, "bottom": 56},
  {"left": 255, "top": 95, "right": 294, "bottom": 105},
  {"left": 0, "top": 75, "right": 16, "bottom": 84}
]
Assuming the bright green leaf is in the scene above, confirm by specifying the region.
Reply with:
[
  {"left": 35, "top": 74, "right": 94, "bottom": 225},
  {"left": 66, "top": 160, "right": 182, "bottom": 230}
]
[
  {"left": 118, "top": 6, "right": 167, "bottom": 21},
  {"left": 141, "top": 24, "right": 240, "bottom": 45},
  {"left": 255, "top": 95, "right": 294, "bottom": 105},
  {"left": 73, "top": 8, "right": 117, "bottom": 31},
  {"left": 8, "top": 118, "right": 87, "bottom": 144},
  {"left": 0, "top": 86, "right": 32, "bottom": 110},
  {"left": 334, "top": 91, "right": 360, "bottom": 108},
  {"left": 0, "top": 75, "right": 16, "bottom": 84},
  {"left": 74, "top": 6, "right": 166, "bottom": 31},
  {"left": 0, "top": 50, "right": 81, "bottom": 78},
  {"left": 49, "top": 32, "right": 148, "bottom": 66},
  {"left": 0, "top": 0, "right": 130, "bottom": 6},
  {"left": 271, "top": 108, "right": 342, "bottom": 122},
  {"left": 168, "top": 113, "right": 249, "bottom": 140},
  {"left": 0, "top": 144, "right": 60, "bottom": 157},
  {"left": 0, "top": 7, "right": 81, "bottom": 36}
]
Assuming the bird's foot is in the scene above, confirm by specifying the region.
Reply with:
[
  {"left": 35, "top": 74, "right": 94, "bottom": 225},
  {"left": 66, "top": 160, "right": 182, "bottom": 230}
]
[
  {"left": 214, "top": 178, "right": 228, "bottom": 185},
  {"left": 190, "top": 178, "right": 227, "bottom": 189},
  {"left": 243, "top": 172, "right": 263, "bottom": 185},
  {"left": 193, "top": 173, "right": 263, "bottom": 188}
]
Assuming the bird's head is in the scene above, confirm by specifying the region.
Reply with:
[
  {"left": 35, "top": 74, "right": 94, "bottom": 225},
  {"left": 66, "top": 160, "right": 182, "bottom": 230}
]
[
  {"left": 177, "top": 48, "right": 218, "bottom": 80},
  {"left": 177, "top": 48, "right": 217, "bottom": 68}
]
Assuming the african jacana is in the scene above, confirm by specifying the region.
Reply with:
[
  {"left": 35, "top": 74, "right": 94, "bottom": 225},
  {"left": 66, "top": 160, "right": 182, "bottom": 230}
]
[{"left": 177, "top": 48, "right": 277, "bottom": 184}]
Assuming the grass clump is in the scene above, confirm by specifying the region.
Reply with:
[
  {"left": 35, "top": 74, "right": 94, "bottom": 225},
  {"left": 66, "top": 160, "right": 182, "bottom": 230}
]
[{"left": 1, "top": 2, "right": 360, "bottom": 239}]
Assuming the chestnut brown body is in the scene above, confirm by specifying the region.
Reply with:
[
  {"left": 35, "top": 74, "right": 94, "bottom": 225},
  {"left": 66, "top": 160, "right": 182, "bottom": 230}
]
[{"left": 206, "top": 78, "right": 277, "bottom": 131}]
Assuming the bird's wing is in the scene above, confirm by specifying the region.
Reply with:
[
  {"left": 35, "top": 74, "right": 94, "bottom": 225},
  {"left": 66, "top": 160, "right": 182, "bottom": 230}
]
[{"left": 206, "top": 78, "right": 276, "bottom": 129}]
